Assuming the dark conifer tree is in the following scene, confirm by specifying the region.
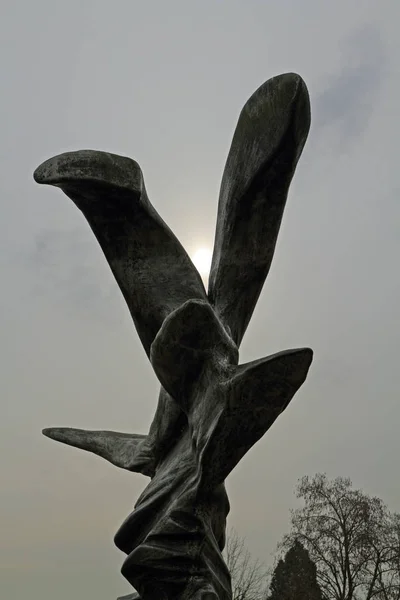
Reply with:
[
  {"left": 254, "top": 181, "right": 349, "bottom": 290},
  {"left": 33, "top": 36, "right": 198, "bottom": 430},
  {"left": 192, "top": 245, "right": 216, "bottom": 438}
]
[{"left": 267, "top": 540, "right": 322, "bottom": 600}]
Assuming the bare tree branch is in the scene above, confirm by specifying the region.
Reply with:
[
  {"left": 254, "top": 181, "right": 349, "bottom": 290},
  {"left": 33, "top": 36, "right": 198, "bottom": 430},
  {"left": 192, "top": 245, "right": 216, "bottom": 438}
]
[
  {"left": 224, "top": 529, "right": 269, "bottom": 600},
  {"left": 277, "top": 474, "right": 400, "bottom": 600}
]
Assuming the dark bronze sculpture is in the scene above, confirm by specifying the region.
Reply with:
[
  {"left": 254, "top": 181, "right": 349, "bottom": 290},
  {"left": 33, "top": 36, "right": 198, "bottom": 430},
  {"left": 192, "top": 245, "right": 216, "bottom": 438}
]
[{"left": 34, "top": 73, "right": 313, "bottom": 600}]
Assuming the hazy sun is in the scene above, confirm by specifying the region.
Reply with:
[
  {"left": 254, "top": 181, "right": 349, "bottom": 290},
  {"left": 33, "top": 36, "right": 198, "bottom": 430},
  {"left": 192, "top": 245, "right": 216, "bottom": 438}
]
[{"left": 192, "top": 247, "right": 212, "bottom": 277}]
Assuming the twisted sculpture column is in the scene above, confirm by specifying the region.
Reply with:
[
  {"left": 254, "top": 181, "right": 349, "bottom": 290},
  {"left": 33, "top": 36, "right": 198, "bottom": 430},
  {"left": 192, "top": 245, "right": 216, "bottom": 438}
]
[{"left": 35, "top": 72, "right": 313, "bottom": 600}]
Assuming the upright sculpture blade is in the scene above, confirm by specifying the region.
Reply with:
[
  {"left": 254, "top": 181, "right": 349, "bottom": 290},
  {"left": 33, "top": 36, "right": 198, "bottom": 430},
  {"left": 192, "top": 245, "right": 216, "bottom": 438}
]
[{"left": 208, "top": 73, "right": 311, "bottom": 345}]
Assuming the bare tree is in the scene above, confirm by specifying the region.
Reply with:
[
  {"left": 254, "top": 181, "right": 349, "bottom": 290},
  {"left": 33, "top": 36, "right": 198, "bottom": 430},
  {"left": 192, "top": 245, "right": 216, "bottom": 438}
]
[
  {"left": 364, "top": 512, "right": 400, "bottom": 600},
  {"left": 224, "top": 529, "right": 269, "bottom": 600},
  {"left": 280, "top": 474, "right": 400, "bottom": 600}
]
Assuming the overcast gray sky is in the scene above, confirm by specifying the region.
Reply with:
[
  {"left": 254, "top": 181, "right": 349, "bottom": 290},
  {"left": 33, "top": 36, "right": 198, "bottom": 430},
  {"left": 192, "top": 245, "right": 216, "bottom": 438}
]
[{"left": 1, "top": 1, "right": 399, "bottom": 598}]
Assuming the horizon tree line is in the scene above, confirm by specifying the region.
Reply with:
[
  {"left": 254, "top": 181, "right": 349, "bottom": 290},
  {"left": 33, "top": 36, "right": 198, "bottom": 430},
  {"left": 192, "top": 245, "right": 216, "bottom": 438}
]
[{"left": 227, "top": 473, "right": 400, "bottom": 600}]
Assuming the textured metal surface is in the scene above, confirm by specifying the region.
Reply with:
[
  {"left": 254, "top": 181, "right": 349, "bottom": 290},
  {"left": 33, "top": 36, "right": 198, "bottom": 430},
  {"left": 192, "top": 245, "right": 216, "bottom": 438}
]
[{"left": 35, "top": 72, "right": 313, "bottom": 600}]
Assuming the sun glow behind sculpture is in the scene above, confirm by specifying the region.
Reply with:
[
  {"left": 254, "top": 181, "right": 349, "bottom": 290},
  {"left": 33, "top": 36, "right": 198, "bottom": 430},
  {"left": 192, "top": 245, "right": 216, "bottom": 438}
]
[{"left": 192, "top": 247, "right": 212, "bottom": 278}]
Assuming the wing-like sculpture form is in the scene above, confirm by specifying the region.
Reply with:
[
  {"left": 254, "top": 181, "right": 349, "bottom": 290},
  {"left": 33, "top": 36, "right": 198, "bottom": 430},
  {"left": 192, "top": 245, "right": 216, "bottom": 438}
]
[
  {"left": 209, "top": 73, "right": 310, "bottom": 345},
  {"left": 35, "top": 73, "right": 313, "bottom": 600},
  {"left": 34, "top": 151, "right": 207, "bottom": 356}
]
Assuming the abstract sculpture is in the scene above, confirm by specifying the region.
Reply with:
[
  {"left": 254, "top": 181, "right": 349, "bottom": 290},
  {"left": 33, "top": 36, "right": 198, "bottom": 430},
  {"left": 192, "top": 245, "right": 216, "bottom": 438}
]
[{"left": 34, "top": 73, "right": 313, "bottom": 600}]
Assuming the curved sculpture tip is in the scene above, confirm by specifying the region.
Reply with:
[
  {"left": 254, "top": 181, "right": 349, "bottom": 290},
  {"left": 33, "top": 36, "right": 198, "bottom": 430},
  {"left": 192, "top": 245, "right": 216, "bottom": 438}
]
[
  {"left": 42, "top": 427, "right": 155, "bottom": 477},
  {"left": 33, "top": 149, "right": 143, "bottom": 195},
  {"left": 42, "top": 427, "right": 58, "bottom": 440}
]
